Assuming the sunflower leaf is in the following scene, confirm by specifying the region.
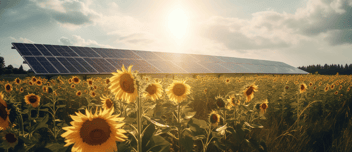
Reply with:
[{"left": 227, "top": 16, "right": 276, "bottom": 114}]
[
  {"left": 146, "top": 135, "right": 170, "bottom": 152},
  {"left": 31, "top": 114, "right": 49, "bottom": 133},
  {"left": 143, "top": 115, "right": 169, "bottom": 128},
  {"left": 77, "top": 106, "right": 87, "bottom": 111},
  {"left": 56, "top": 105, "right": 66, "bottom": 108}
]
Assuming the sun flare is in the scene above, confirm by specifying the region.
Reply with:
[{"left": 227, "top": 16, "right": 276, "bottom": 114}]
[{"left": 167, "top": 6, "right": 189, "bottom": 40}]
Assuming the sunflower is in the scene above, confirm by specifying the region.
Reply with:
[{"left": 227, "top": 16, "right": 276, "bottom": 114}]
[
  {"left": 209, "top": 111, "right": 220, "bottom": 128},
  {"left": 42, "top": 86, "right": 48, "bottom": 93},
  {"left": 166, "top": 80, "right": 191, "bottom": 104},
  {"left": 227, "top": 94, "right": 241, "bottom": 108},
  {"left": 4, "top": 83, "right": 12, "bottom": 93},
  {"left": 330, "top": 84, "right": 335, "bottom": 90},
  {"left": 334, "top": 91, "right": 338, "bottom": 95},
  {"left": 93, "top": 86, "right": 97, "bottom": 90},
  {"left": 0, "top": 92, "right": 10, "bottom": 131},
  {"left": 215, "top": 95, "right": 226, "bottom": 108},
  {"left": 319, "top": 82, "right": 322, "bottom": 86},
  {"left": 61, "top": 107, "right": 127, "bottom": 152},
  {"left": 36, "top": 79, "right": 42, "bottom": 86},
  {"left": 324, "top": 85, "right": 329, "bottom": 92},
  {"left": 347, "top": 87, "right": 350, "bottom": 92},
  {"left": 313, "top": 86, "right": 317, "bottom": 90},
  {"left": 143, "top": 76, "right": 151, "bottom": 82},
  {"left": 68, "top": 78, "right": 72, "bottom": 84},
  {"left": 224, "top": 78, "right": 231, "bottom": 84},
  {"left": 243, "top": 84, "right": 258, "bottom": 103},
  {"left": 0, "top": 129, "right": 18, "bottom": 150},
  {"left": 309, "top": 82, "right": 313, "bottom": 86},
  {"left": 105, "top": 78, "right": 110, "bottom": 85},
  {"left": 299, "top": 83, "right": 307, "bottom": 93},
  {"left": 31, "top": 77, "right": 37, "bottom": 83},
  {"left": 90, "top": 91, "right": 96, "bottom": 98},
  {"left": 72, "top": 76, "right": 80, "bottom": 84},
  {"left": 339, "top": 85, "right": 343, "bottom": 90},
  {"left": 100, "top": 95, "right": 114, "bottom": 110},
  {"left": 14, "top": 78, "right": 21, "bottom": 85},
  {"left": 285, "top": 86, "right": 289, "bottom": 90},
  {"left": 87, "top": 79, "right": 93, "bottom": 86},
  {"left": 19, "top": 87, "right": 24, "bottom": 93},
  {"left": 109, "top": 65, "right": 138, "bottom": 104},
  {"left": 71, "top": 84, "right": 75, "bottom": 89},
  {"left": 24, "top": 93, "right": 41, "bottom": 108},
  {"left": 260, "top": 99, "right": 269, "bottom": 114},
  {"left": 143, "top": 82, "right": 163, "bottom": 102}
]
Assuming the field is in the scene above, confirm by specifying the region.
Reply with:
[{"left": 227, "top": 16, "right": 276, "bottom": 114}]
[{"left": 0, "top": 67, "right": 351, "bottom": 152}]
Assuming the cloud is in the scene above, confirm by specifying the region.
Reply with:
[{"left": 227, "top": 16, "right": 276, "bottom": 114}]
[
  {"left": 117, "top": 32, "right": 157, "bottom": 47},
  {"left": 0, "top": 0, "right": 22, "bottom": 19},
  {"left": 9, "top": 37, "right": 34, "bottom": 43},
  {"left": 71, "top": 35, "right": 112, "bottom": 48},
  {"left": 197, "top": 0, "right": 352, "bottom": 51},
  {"left": 59, "top": 37, "right": 72, "bottom": 45}
]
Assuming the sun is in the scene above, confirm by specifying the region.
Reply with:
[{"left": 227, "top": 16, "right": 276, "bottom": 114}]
[{"left": 167, "top": 6, "right": 189, "bottom": 40}]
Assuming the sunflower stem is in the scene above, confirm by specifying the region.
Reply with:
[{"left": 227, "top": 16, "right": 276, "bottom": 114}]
[
  {"left": 137, "top": 81, "right": 142, "bottom": 152},
  {"left": 178, "top": 104, "right": 182, "bottom": 152}
]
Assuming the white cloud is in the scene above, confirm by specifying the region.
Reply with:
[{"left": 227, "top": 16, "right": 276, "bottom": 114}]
[{"left": 71, "top": 35, "right": 112, "bottom": 48}]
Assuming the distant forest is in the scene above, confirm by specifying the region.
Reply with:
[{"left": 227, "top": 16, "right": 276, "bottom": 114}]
[
  {"left": 298, "top": 64, "right": 352, "bottom": 75},
  {"left": 0, "top": 56, "right": 349, "bottom": 75}
]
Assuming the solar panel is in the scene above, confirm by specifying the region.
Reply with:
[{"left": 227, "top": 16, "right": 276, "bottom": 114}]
[
  {"left": 172, "top": 61, "right": 212, "bottom": 73},
  {"left": 34, "top": 44, "right": 53, "bottom": 56},
  {"left": 133, "top": 50, "right": 164, "bottom": 60},
  {"left": 113, "top": 49, "right": 142, "bottom": 59},
  {"left": 65, "top": 58, "right": 88, "bottom": 73},
  {"left": 92, "top": 48, "right": 110, "bottom": 58},
  {"left": 83, "top": 58, "right": 106, "bottom": 73},
  {"left": 107, "top": 59, "right": 161, "bottom": 73},
  {"left": 69, "top": 46, "right": 87, "bottom": 57},
  {"left": 24, "top": 57, "right": 48, "bottom": 73},
  {"left": 23, "top": 44, "right": 43, "bottom": 56},
  {"left": 43, "top": 45, "right": 63, "bottom": 56},
  {"left": 35, "top": 57, "right": 59, "bottom": 73},
  {"left": 56, "top": 57, "right": 79, "bottom": 73},
  {"left": 60, "top": 46, "right": 79, "bottom": 57},
  {"left": 92, "top": 58, "right": 117, "bottom": 72},
  {"left": 199, "top": 62, "right": 233, "bottom": 73},
  {"left": 153, "top": 51, "right": 198, "bottom": 62},
  {"left": 191, "top": 54, "right": 223, "bottom": 63},
  {"left": 74, "top": 58, "right": 98, "bottom": 73},
  {"left": 79, "top": 47, "right": 101, "bottom": 57},
  {"left": 147, "top": 60, "right": 187, "bottom": 73},
  {"left": 46, "top": 57, "right": 70, "bottom": 73},
  {"left": 13, "top": 43, "right": 32, "bottom": 56},
  {"left": 218, "top": 62, "right": 255, "bottom": 73}
]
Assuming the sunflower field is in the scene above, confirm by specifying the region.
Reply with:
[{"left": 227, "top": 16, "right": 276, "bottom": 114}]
[{"left": 0, "top": 65, "right": 352, "bottom": 152}]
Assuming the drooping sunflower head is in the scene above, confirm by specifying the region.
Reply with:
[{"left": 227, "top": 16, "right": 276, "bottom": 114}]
[
  {"left": 24, "top": 93, "right": 41, "bottom": 108},
  {"left": 109, "top": 65, "right": 138, "bottom": 104},
  {"left": 93, "top": 86, "right": 97, "bottom": 90},
  {"left": 243, "top": 84, "right": 258, "bottom": 103},
  {"left": 14, "top": 78, "right": 21, "bottom": 85},
  {"left": 4, "top": 83, "right": 12, "bottom": 93},
  {"left": 61, "top": 107, "right": 127, "bottom": 152},
  {"left": 260, "top": 99, "right": 269, "bottom": 114},
  {"left": 28, "top": 81, "right": 33, "bottom": 86},
  {"left": 215, "top": 94, "right": 226, "bottom": 109},
  {"left": 143, "top": 82, "right": 163, "bottom": 102},
  {"left": 76, "top": 91, "right": 82, "bottom": 97},
  {"left": 72, "top": 76, "right": 80, "bottom": 84},
  {"left": 87, "top": 78, "right": 94, "bottom": 86},
  {"left": 209, "top": 111, "right": 220, "bottom": 128},
  {"left": 313, "top": 86, "right": 317, "bottom": 90},
  {"left": 0, "top": 128, "right": 18, "bottom": 150},
  {"left": 166, "top": 80, "right": 191, "bottom": 104},
  {"left": 100, "top": 95, "right": 114, "bottom": 110},
  {"left": 324, "top": 85, "right": 329, "bottom": 92},
  {"left": 299, "top": 83, "right": 307, "bottom": 93}
]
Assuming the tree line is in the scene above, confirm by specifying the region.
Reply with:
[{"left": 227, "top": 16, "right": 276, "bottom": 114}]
[
  {"left": 298, "top": 63, "right": 352, "bottom": 75},
  {"left": 0, "top": 56, "right": 33, "bottom": 75}
]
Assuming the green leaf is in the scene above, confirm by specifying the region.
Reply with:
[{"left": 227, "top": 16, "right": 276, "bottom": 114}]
[
  {"left": 77, "top": 106, "right": 87, "bottom": 111},
  {"left": 143, "top": 115, "right": 169, "bottom": 128},
  {"left": 180, "top": 132, "right": 194, "bottom": 152},
  {"left": 45, "top": 143, "right": 65, "bottom": 152},
  {"left": 183, "top": 111, "right": 196, "bottom": 119},
  {"left": 192, "top": 135, "right": 205, "bottom": 140},
  {"left": 145, "top": 135, "right": 170, "bottom": 152},
  {"left": 31, "top": 114, "right": 49, "bottom": 133},
  {"left": 187, "top": 118, "right": 207, "bottom": 136},
  {"left": 244, "top": 122, "right": 263, "bottom": 129},
  {"left": 22, "top": 109, "right": 29, "bottom": 114},
  {"left": 39, "top": 108, "right": 49, "bottom": 112},
  {"left": 142, "top": 123, "right": 155, "bottom": 148}
]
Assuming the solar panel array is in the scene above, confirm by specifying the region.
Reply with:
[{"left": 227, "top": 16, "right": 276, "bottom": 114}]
[{"left": 12, "top": 43, "right": 308, "bottom": 75}]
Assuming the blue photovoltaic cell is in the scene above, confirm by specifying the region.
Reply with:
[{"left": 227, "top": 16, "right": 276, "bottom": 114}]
[
  {"left": 23, "top": 44, "right": 43, "bottom": 56},
  {"left": 84, "top": 58, "right": 106, "bottom": 73},
  {"left": 133, "top": 51, "right": 164, "bottom": 60},
  {"left": 34, "top": 44, "right": 52, "bottom": 56},
  {"left": 43, "top": 45, "right": 63, "bottom": 56},
  {"left": 35, "top": 57, "right": 59, "bottom": 73},
  {"left": 57, "top": 57, "right": 79, "bottom": 73},
  {"left": 52, "top": 45, "right": 70, "bottom": 56},
  {"left": 46, "top": 57, "right": 69, "bottom": 73},
  {"left": 65, "top": 58, "right": 88, "bottom": 73},
  {"left": 60, "top": 46, "right": 78, "bottom": 57},
  {"left": 74, "top": 58, "right": 98, "bottom": 73},
  {"left": 92, "top": 48, "right": 109, "bottom": 58},
  {"left": 147, "top": 60, "right": 187, "bottom": 73},
  {"left": 111, "top": 49, "right": 142, "bottom": 59},
  {"left": 92, "top": 58, "right": 116, "bottom": 72},
  {"left": 191, "top": 54, "right": 223, "bottom": 63},
  {"left": 81, "top": 47, "right": 101, "bottom": 57},
  {"left": 194, "top": 62, "right": 232, "bottom": 73},
  {"left": 13, "top": 43, "right": 32, "bottom": 56},
  {"left": 69, "top": 46, "right": 87, "bottom": 57},
  {"left": 152, "top": 51, "right": 198, "bottom": 62},
  {"left": 107, "top": 59, "right": 160, "bottom": 73},
  {"left": 218, "top": 62, "right": 254, "bottom": 73},
  {"left": 172, "top": 61, "right": 212, "bottom": 73},
  {"left": 24, "top": 57, "right": 48, "bottom": 73}
]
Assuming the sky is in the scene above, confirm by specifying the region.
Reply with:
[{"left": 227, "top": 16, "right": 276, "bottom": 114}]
[{"left": 0, "top": 0, "right": 351, "bottom": 71}]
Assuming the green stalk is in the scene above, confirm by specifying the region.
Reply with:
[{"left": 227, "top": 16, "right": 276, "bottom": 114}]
[
  {"left": 137, "top": 82, "right": 142, "bottom": 152},
  {"left": 178, "top": 104, "right": 182, "bottom": 152}
]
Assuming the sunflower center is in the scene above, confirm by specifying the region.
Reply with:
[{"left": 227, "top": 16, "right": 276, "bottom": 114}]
[
  {"left": 37, "top": 81, "right": 41, "bottom": 85},
  {"left": 300, "top": 85, "right": 305, "bottom": 90},
  {"left": 5, "top": 133, "right": 17, "bottom": 143},
  {"left": 73, "top": 78, "right": 79, "bottom": 83},
  {"left": 0, "top": 103, "right": 8, "bottom": 120},
  {"left": 173, "top": 84, "right": 186, "bottom": 96},
  {"left": 16, "top": 79, "right": 20, "bottom": 84},
  {"left": 246, "top": 87, "right": 254, "bottom": 96},
  {"left": 80, "top": 118, "right": 111, "bottom": 146},
  {"left": 120, "top": 74, "right": 135, "bottom": 93},
  {"left": 5, "top": 85, "right": 11, "bottom": 91},
  {"left": 29, "top": 96, "right": 38, "bottom": 103},
  {"left": 210, "top": 114, "right": 218, "bottom": 123},
  {"left": 106, "top": 79, "right": 110, "bottom": 84},
  {"left": 146, "top": 85, "right": 157, "bottom": 95},
  {"left": 216, "top": 99, "right": 224, "bottom": 108},
  {"left": 89, "top": 81, "right": 93, "bottom": 85},
  {"left": 106, "top": 99, "right": 113, "bottom": 108},
  {"left": 261, "top": 104, "right": 267, "bottom": 109},
  {"left": 32, "top": 78, "right": 36, "bottom": 82}
]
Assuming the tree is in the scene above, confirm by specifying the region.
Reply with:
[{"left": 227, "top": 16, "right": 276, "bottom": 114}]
[{"left": 0, "top": 57, "right": 4, "bottom": 69}]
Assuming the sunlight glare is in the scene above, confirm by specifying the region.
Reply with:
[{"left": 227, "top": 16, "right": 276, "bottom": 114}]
[{"left": 167, "top": 6, "right": 189, "bottom": 40}]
